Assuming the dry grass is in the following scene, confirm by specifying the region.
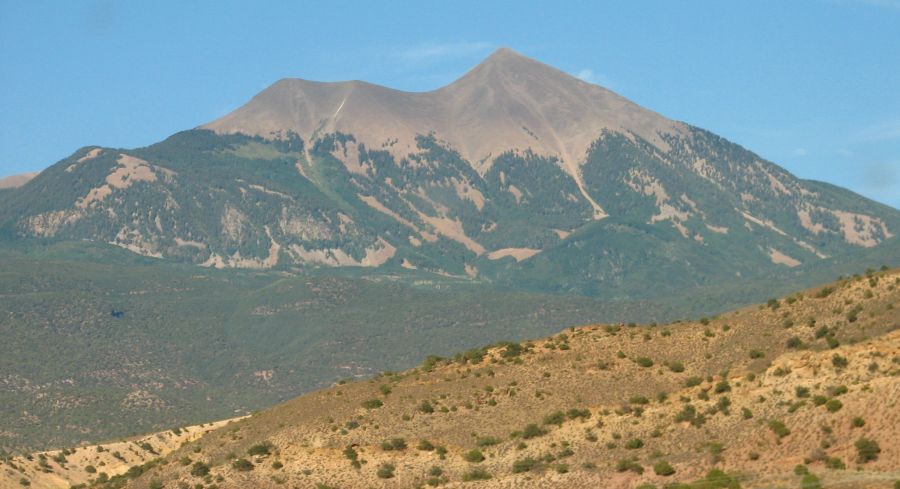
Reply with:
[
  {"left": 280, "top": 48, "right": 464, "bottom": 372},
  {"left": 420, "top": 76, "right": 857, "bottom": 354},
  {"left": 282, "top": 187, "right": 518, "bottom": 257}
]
[
  {"left": 0, "top": 418, "right": 242, "bottom": 489},
  {"left": 7, "top": 271, "right": 900, "bottom": 488}
]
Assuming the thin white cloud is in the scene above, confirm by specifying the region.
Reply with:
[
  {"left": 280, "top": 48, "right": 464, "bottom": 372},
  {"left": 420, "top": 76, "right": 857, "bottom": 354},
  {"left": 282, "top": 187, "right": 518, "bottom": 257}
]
[
  {"left": 573, "top": 69, "right": 615, "bottom": 88},
  {"left": 854, "top": 119, "right": 900, "bottom": 142},
  {"left": 791, "top": 147, "right": 809, "bottom": 157},
  {"left": 397, "top": 42, "right": 494, "bottom": 63}
]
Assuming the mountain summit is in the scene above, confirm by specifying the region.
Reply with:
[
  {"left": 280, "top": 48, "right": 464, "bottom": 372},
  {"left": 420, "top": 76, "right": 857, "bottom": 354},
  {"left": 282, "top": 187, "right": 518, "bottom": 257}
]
[
  {"left": 203, "top": 47, "right": 678, "bottom": 198},
  {"left": 1, "top": 49, "right": 897, "bottom": 296}
]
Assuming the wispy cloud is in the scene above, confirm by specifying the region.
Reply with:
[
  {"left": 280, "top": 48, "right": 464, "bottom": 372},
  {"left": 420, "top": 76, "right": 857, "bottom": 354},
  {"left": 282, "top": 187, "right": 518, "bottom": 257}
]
[
  {"left": 791, "top": 147, "right": 809, "bottom": 157},
  {"left": 396, "top": 42, "right": 494, "bottom": 63},
  {"left": 573, "top": 69, "right": 615, "bottom": 88},
  {"left": 854, "top": 119, "right": 900, "bottom": 142}
]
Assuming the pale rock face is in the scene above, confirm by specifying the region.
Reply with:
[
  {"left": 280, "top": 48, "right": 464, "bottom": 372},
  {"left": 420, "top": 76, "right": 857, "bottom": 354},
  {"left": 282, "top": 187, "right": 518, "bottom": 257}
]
[
  {"left": 0, "top": 171, "right": 39, "bottom": 189},
  {"left": 203, "top": 48, "right": 683, "bottom": 186}
]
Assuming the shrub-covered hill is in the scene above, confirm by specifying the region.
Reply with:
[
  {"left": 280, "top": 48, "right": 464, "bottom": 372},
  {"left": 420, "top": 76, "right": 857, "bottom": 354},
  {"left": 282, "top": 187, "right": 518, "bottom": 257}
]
[
  {"left": 1, "top": 237, "right": 895, "bottom": 452},
  {"left": 41, "top": 269, "right": 898, "bottom": 489},
  {"left": 0, "top": 239, "right": 719, "bottom": 452}
]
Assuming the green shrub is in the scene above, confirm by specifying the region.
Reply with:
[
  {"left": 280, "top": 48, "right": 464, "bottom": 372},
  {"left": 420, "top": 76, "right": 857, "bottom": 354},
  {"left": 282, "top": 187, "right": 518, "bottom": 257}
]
[
  {"left": 232, "top": 458, "right": 253, "bottom": 471},
  {"left": 801, "top": 473, "right": 822, "bottom": 489},
  {"left": 824, "top": 456, "right": 845, "bottom": 469},
  {"left": 831, "top": 355, "right": 848, "bottom": 369},
  {"left": 418, "top": 400, "right": 434, "bottom": 414},
  {"left": 815, "top": 286, "right": 834, "bottom": 298},
  {"left": 636, "top": 357, "right": 654, "bottom": 368},
  {"left": 376, "top": 463, "right": 395, "bottom": 479},
  {"left": 714, "top": 380, "right": 731, "bottom": 394},
  {"left": 512, "top": 457, "right": 536, "bottom": 473},
  {"left": 825, "top": 399, "right": 842, "bottom": 413},
  {"left": 768, "top": 420, "right": 790, "bottom": 438},
  {"left": 417, "top": 439, "right": 435, "bottom": 451},
  {"left": 247, "top": 442, "right": 273, "bottom": 456},
  {"left": 697, "top": 469, "right": 742, "bottom": 488},
  {"left": 566, "top": 408, "right": 591, "bottom": 419},
  {"left": 543, "top": 411, "right": 565, "bottom": 426},
  {"left": 852, "top": 417, "right": 865, "bottom": 428},
  {"left": 343, "top": 446, "right": 358, "bottom": 461},
  {"left": 786, "top": 336, "right": 803, "bottom": 349},
  {"left": 615, "top": 457, "right": 643, "bottom": 474},
  {"left": 669, "top": 361, "right": 685, "bottom": 373},
  {"left": 463, "top": 449, "right": 485, "bottom": 463},
  {"left": 624, "top": 438, "right": 644, "bottom": 449},
  {"left": 361, "top": 399, "right": 383, "bottom": 409},
  {"left": 190, "top": 461, "right": 210, "bottom": 477},
  {"left": 422, "top": 355, "right": 444, "bottom": 371},
  {"left": 522, "top": 423, "right": 545, "bottom": 439},
  {"left": 685, "top": 376, "right": 702, "bottom": 387},
  {"left": 461, "top": 468, "right": 491, "bottom": 481},
  {"left": 855, "top": 437, "right": 880, "bottom": 463},
  {"left": 653, "top": 460, "right": 675, "bottom": 476},
  {"left": 501, "top": 342, "right": 524, "bottom": 358},
  {"left": 749, "top": 350, "right": 764, "bottom": 359},
  {"left": 381, "top": 438, "right": 406, "bottom": 451},
  {"left": 271, "top": 461, "right": 283, "bottom": 470},
  {"left": 84, "top": 465, "right": 97, "bottom": 474},
  {"left": 674, "top": 404, "right": 706, "bottom": 427},
  {"left": 475, "top": 436, "right": 499, "bottom": 447}
]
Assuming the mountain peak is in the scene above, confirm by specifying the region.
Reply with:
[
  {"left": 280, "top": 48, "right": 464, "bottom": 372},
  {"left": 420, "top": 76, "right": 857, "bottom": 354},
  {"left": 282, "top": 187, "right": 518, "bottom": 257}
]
[
  {"left": 203, "top": 48, "right": 683, "bottom": 175},
  {"left": 482, "top": 46, "right": 528, "bottom": 63},
  {"left": 455, "top": 47, "right": 566, "bottom": 87}
]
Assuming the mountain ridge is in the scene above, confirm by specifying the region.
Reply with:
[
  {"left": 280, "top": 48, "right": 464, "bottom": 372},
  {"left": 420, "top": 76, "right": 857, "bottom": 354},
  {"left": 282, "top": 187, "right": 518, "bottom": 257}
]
[
  {"left": 202, "top": 48, "right": 682, "bottom": 184},
  {"left": 0, "top": 48, "right": 896, "bottom": 295}
]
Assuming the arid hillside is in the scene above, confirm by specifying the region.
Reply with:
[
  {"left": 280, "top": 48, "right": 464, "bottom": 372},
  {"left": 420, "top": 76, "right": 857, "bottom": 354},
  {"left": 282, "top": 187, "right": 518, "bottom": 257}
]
[
  {"left": 0, "top": 418, "right": 243, "bottom": 489},
  {"left": 10, "top": 269, "right": 896, "bottom": 489}
]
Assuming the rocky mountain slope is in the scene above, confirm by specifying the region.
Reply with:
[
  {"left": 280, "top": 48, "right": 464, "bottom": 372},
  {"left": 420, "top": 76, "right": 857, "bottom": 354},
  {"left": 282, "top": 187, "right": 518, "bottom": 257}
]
[
  {"left": 8, "top": 269, "right": 897, "bottom": 488},
  {"left": 1, "top": 49, "right": 896, "bottom": 298},
  {"left": 0, "top": 172, "right": 37, "bottom": 189}
]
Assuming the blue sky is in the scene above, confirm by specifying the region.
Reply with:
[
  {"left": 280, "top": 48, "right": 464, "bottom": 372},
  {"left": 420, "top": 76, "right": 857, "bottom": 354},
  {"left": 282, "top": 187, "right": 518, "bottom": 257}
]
[{"left": 1, "top": 0, "right": 898, "bottom": 207}]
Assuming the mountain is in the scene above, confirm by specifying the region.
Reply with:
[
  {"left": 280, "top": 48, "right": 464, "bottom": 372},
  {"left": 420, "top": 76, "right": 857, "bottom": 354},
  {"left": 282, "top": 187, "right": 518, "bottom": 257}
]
[
  {"left": 9, "top": 270, "right": 897, "bottom": 488},
  {"left": 0, "top": 172, "right": 38, "bottom": 189},
  {"left": 1, "top": 48, "right": 896, "bottom": 298},
  {"left": 2, "top": 48, "right": 899, "bottom": 453}
]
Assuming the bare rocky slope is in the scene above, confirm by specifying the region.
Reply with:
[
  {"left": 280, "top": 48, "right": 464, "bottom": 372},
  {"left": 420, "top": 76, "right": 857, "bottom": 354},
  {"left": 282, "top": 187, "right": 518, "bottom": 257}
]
[{"left": 8, "top": 269, "right": 896, "bottom": 489}]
